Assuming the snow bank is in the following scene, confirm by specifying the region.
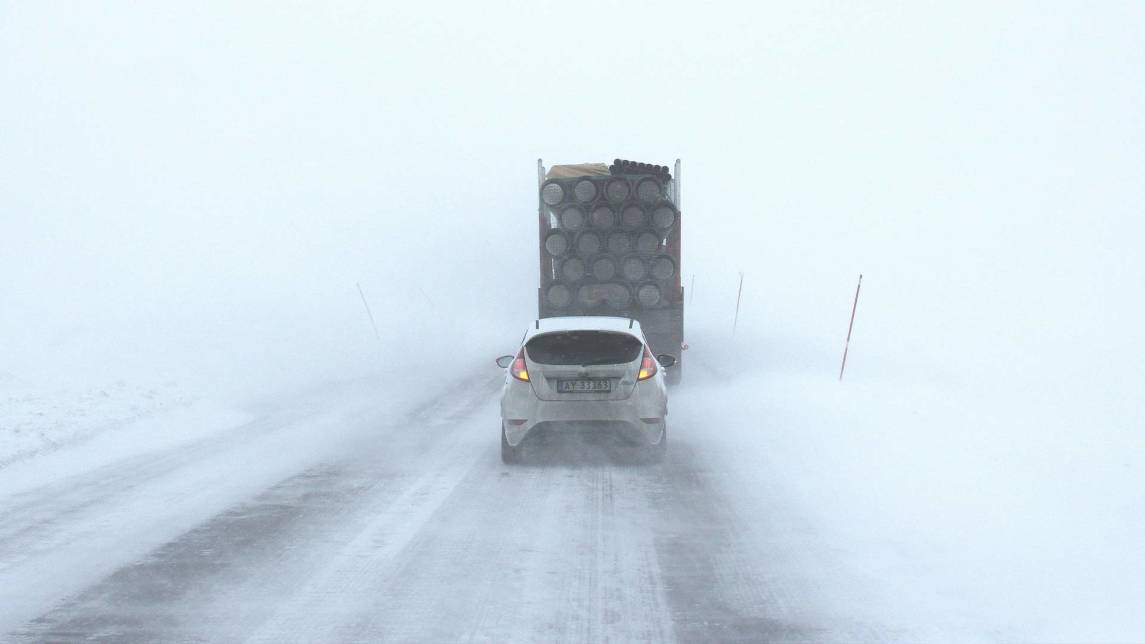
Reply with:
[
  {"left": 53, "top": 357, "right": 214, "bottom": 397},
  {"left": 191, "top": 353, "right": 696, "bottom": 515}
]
[
  {"left": 0, "top": 370, "right": 197, "bottom": 466},
  {"left": 673, "top": 315, "right": 1145, "bottom": 639}
]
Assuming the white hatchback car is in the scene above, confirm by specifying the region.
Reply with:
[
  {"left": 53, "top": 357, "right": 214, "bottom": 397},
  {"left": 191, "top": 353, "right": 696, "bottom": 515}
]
[{"left": 495, "top": 316, "right": 677, "bottom": 464}]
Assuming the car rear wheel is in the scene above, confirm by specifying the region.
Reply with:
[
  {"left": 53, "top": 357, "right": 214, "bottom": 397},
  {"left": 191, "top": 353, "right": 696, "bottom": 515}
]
[
  {"left": 648, "top": 422, "right": 668, "bottom": 463},
  {"left": 501, "top": 423, "right": 521, "bottom": 464}
]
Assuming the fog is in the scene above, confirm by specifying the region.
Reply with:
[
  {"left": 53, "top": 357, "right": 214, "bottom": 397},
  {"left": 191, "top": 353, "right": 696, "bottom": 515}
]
[
  {"left": 4, "top": 2, "right": 1142, "bottom": 392},
  {"left": 2, "top": 1, "right": 1144, "bottom": 640}
]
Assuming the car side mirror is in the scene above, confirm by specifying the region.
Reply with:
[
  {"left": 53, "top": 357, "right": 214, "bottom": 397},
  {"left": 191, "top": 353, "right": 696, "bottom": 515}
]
[
  {"left": 656, "top": 354, "right": 677, "bottom": 368},
  {"left": 495, "top": 355, "right": 515, "bottom": 369}
]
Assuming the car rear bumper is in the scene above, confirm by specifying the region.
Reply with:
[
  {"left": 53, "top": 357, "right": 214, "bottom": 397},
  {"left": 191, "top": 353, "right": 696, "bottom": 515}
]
[{"left": 500, "top": 381, "right": 666, "bottom": 447}]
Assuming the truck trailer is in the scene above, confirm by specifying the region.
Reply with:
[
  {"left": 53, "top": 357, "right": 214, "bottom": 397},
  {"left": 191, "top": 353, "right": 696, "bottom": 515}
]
[{"left": 536, "top": 158, "right": 684, "bottom": 383}]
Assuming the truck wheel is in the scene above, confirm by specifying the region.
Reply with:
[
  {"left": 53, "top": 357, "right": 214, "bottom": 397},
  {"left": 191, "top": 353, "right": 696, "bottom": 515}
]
[{"left": 501, "top": 424, "right": 521, "bottom": 464}]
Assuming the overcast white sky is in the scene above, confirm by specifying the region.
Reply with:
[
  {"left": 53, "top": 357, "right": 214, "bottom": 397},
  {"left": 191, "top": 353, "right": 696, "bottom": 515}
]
[{"left": 1, "top": 1, "right": 1142, "bottom": 396}]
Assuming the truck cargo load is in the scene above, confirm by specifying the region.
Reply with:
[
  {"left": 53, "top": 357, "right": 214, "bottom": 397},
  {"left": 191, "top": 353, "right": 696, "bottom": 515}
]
[{"left": 536, "top": 158, "right": 684, "bottom": 383}]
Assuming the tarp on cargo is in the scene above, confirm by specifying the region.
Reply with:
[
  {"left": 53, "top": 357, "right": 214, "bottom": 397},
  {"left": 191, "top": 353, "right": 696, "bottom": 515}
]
[{"left": 545, "top": 163, "right": 610, "bottom": 179}]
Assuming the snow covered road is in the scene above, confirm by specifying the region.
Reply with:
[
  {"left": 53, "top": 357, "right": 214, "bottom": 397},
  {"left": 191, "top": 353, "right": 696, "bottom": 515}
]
[{"left": 0, "top": 364, "right": 1020, "bottom": 642}]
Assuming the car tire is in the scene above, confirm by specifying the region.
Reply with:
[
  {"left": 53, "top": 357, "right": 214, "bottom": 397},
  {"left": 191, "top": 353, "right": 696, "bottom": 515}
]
[
  {"left": 648, "top": 421, "right": 668, "bottom": 463},
  {"left": 501, "top": 423, "right": 521, "bottom": 464}
]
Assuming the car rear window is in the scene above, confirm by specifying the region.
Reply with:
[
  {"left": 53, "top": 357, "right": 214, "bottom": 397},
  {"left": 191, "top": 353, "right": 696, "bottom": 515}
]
[{"left": 525, "top": 331, "right": 643, "bottom": 366}]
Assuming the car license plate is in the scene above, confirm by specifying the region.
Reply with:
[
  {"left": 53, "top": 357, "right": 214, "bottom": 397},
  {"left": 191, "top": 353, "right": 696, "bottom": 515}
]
[{"left": 557, "top": 379, "right": 611, "bottom": 393}]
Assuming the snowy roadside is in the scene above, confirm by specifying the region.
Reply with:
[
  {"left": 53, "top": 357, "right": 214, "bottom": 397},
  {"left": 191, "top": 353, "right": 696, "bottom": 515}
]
[
  {"left": 0, "top": 365, "right": 486, "bottom": 637},
  {"left": 0, "top": 371, "right": 210, "bottom": 468},
  {"left": 0, "top": 363, "right": 484, "bottom": 499},
  {"left": 675, "top": 329, "right": 1145, "bottom": 641}
]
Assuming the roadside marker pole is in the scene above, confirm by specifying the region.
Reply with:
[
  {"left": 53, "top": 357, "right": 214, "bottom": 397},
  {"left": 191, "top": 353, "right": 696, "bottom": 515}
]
[
  {"left": 417, "top": 286, "right": 436, "bottom": 309},
  {"left": 689, "top": 274, "right": 695, "bottom": 305},
  {"left": 356, "top": 282, "right": 383, "bottom": 346},
  {"left": 732, "top": 272, "right": 744, "bottom": 336},
  {"left": 839, "top": 274, "right": 863, "bottom": 381}
]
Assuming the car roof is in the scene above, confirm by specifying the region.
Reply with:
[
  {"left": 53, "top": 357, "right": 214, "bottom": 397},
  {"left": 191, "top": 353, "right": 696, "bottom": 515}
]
[{"left": 525, "top": 316, "right": 643, "bottom": 341}]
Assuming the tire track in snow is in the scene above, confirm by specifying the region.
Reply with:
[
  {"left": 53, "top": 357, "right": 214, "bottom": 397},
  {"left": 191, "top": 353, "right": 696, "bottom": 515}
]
[
  {"left": 244, "top": 426, "right": 494, "bottom": 642},
  {"left": 328, "top": 449, "right": 677, "bottom": 643},
  {"left": 3, "top": 373, "right": 496, "bottom": 641},
  {"left": 6, "top": 352, "right": 957, "bottom": 642}
]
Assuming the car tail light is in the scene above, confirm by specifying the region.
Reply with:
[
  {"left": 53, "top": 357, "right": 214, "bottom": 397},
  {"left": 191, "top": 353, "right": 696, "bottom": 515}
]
[
  {"left": 511, "top": 349, "right": 530, "bottom": 381},
  {"left": 637, "top": 346, "right": 657, "bottom": 381}
]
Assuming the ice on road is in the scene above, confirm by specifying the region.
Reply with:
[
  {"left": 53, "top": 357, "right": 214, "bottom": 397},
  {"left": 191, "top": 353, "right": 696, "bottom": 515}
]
[
  {"left": 0, "top": 365, "right": 956, "bottom": 643},
  {"left": 2, "top": 353, "right": 1141, "bottom": 643}
]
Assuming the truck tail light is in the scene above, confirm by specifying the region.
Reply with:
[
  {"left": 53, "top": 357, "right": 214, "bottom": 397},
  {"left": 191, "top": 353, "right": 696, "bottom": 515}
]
[
  {"left": 511, "top": 349, "right": 530, "bottom": 382},
  {"left": 637, "top": 346, "right": 657, "bottom": 381}
]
